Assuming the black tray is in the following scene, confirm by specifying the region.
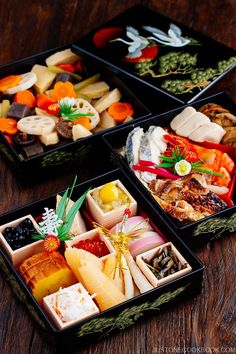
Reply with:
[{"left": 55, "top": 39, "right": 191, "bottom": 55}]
[
  {"left": 103, "top": 92, "right": 236, "bottom": 247},
  {"left": 0, "top": 45, "right": 150, "bottom": 183},
  {"left": 0, "top": 169, "right": 204, "bottom": 353},
  {"left": 73, "top": 4, "right": 236, "bottom": 104}
]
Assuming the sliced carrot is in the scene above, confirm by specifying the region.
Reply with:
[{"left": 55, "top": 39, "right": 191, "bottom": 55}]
[
  {"left": 0, "top": 75, "right": 21, "bottom": 92},
  {"left": 51, "top": 81, "right": 77, "bottom": 100},
  {"left": 108, "top": 102, "right": 134, "bottom": 122},
  {"left": 37, "top": 93, "right": 57, "bottom": 110},
  {"left": 73, "top": 117, "right": 91, "bottom": 129},
  {"left": 14, "top": 90, "right": 36, "bottom": 108},
  {"left": 58, "top": 64, "right": 75, "bottom": 73},
  {"left": 0, "top": 118, "right": 18, "bottom": 135}
]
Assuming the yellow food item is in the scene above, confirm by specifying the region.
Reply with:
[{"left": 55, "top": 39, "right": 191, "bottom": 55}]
[
  {"left": 78, "top": 262, "right": 126, "bottom": 311},
  {"left": 103, "top": 254, "right": 124, "bottom": 293},
  {"left": 64, "top": 247, "right": 103, "bottom": 282},
  {"left": 92, "top": 182, "right": 130, "bottom": 212},
  {"left": 31, "top": 65, "right": 56, "bottom": 93},
  {"left": 19, "top": 252, "right": 77, "bottom": 302},
  {"left": 99, "top": 183, "right": 119, "bottom": 203}
]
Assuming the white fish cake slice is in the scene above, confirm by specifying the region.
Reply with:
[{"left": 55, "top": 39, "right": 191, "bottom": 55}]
[
  {"left": 176, "top": 112, "right": 210, "bottom": 137},
  {"left": 170, "top": 106, "right": 196, "bottom": 131},
  {"left": 17, "top": 116, "right": 56, "bottom": 135},
  {"left": 189, "top": 122, "right": 226, "bottom": 144}
]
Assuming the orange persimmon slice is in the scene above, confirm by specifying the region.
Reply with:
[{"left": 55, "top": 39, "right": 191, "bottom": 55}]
[
  {"left": 51, "top": 81, "right": 77, "bottom": 100},
  {"left": 0, "top": 118, "right": 18, "bottom": 135},
  {"left": 0, "top": 75, "right": 21, "bottom": 92}
]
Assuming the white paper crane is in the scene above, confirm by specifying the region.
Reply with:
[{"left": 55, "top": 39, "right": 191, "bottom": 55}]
[{"left": 143, "top": 23, "right": 190, "bottom": 47}]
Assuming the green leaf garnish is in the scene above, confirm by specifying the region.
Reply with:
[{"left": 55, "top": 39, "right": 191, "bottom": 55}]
[{"left": 58, "top": 188, "right": 90, "bottom": 238}]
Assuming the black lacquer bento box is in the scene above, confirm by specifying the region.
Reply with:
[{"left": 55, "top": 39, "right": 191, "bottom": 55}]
[
  {"left": 0, "top": 44, "right": 153, "bottom": 182},
  {"left": 0, "top": 169, "right": 204, "bottom": 353},
  {"left": 103, "top": 92, "right": 236, "bottom": 246},
  {"left": 73, "top": 4, "right": 236, "bottom": 104}
]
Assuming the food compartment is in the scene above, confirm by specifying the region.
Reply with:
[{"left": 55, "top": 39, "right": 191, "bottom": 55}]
[
  {"left": 86, "top": 179, "right": 137, "bottom": 228},
  {"left": 73, "top": 4, "right": 236, "bottom": 104},
  {"left": 0, "top": 214, "right": 44, "bottom": 267},
  {"left": 103, "top": 92, "right": 236, "bottom": 241},
  {"left": 0, "top": 169, "right": 204, "bottom": 346},
  {"left": 65, "top": 229, "right": 115, "bottom": 261},
  {"left": 0, "top": 46, "right": 150, "bottom": 181},
  {"left": 43, "top": 283, "right": 99, "bottom": 330},
  {"left": 136, "top": 242, "right": 192, "bottom": 287}
]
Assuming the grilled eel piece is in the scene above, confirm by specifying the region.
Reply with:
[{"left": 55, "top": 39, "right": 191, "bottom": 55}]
[{"left": 149, "top": 173, "right": 227, "bottom": 222}]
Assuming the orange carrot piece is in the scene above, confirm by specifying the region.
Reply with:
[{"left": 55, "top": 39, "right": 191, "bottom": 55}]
[
  {"left": 73, "top": 117, "right": 91, "bottom": 129},
  {"left": 0, "top": 75, "right": 21, "bottom": 92},
  {"left": 14, "top": 90, "right": 36, "bottom": 108},
  {"left": 37, "top": 93, "right": 57, "bottom": 110},
  {"left": 50, "top": 81, "right": 77, "bottom": 100},
  {"left": 0, "top": 118, "right": 18, "bottom": 135},
  {"left": 108, "top": 102, "right": 134, "bottom": 122}
]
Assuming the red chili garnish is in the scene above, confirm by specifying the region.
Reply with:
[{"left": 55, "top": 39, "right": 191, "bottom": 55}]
[
  {"left": 132, "top": 164, "right": 179, "bottom": 180},
  {"left": 139, "top": 160, "right": 156, "bottom": 167},
  {"left": 73, "top": 239, "right": 109, "bottom": 258},
  {"left": 58, "top": 64, "right": 75, "bottom": 73},
  {"left": 93, "top": 27, "right": 123, "bottom": 48},
  {"left": 45, "top": 103, "right": 60, "bottom": 115},
  {"left": 44, "top": 234, "right": 60, "bottom": 253},
  {"left": 122, "top": 44, "right": 158, "bottom": 63}
]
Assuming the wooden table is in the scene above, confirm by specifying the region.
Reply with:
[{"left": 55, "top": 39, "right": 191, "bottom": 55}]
[{"left": 0, "top": 1, "right": 235, "bottom": 353}]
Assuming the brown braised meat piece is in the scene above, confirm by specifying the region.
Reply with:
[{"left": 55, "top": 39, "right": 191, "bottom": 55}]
[
  {"left": 198, "top": 103, "right": 236, "bottom": 127},
  {"left": 149, "top": 173, "right": 227, "bottom": 222}
]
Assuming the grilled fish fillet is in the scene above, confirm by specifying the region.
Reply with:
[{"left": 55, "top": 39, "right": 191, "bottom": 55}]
[{"left": 149, "top": 173, "right": 227, "bottom": 222}]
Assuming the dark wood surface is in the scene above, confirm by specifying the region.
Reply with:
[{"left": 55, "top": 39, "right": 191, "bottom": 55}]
[{"left": 0, "top": 1, "right": 236, "bottom": 353}]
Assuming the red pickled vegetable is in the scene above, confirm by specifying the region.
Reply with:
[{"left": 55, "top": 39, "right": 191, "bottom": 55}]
[
  {"left": 58, "top": 64, "right": 75, "bottom": 73},
  {"left": 132, "top": 164, "right": 180, "bottom": 180}
]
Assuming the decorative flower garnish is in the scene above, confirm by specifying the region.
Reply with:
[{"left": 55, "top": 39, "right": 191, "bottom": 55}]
[
  {"left": 58, "top": 97, "right": 93, "bottom": 121},
  {"left": 32, "top": 176, "right": 89, "bottom": 252},
  {"left": 158, "top": 146, "right": 224, "bottom": 177},
  {"left": 175, "top": 160, "right": 192, "bottom": 176},
  {"left": 44, "top": 234, "right": 60, "bottom": 253}
]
